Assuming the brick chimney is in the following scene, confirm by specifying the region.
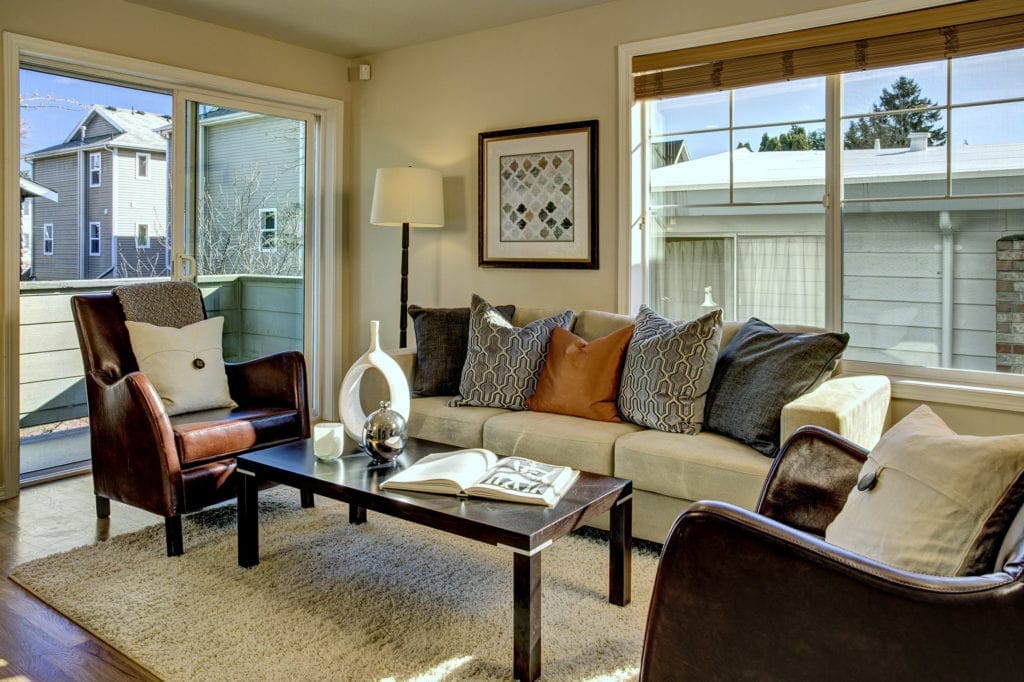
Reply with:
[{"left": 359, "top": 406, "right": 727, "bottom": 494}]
[{"left": 996, "top": 235, "right": 1024, "bottom": 373}]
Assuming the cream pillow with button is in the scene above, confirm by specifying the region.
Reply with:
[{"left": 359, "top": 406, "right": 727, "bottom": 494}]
[
  {"left": 125, "top": 317, "right": 236, "bottom": 416},
  {"left": 826, "top": 405, "right": 1024, "bottom": 576}
]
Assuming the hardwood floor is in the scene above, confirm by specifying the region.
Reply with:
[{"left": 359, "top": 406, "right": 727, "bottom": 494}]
[{"left": 0, "top": 474, "right": 162, "bottom": 681}]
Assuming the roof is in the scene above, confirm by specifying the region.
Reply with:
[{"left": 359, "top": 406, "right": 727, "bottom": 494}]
[
  {"left": 19, "top": 177, "right": 58, "bottom": 202},
  {"left": 23, "top": 105, "right": 170, "bottom": 160},
  {"left": 652, "top": 143, "right": 1024, "bottom": 191}
]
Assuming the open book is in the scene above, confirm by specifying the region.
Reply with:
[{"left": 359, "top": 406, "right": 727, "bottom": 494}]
[{"left": 380, "top": 449, "right": 579, "bottom": 507}]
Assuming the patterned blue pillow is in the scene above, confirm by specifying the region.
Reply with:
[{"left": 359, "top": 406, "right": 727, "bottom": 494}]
[
  {"left": 618, "top": 306, "right": 723, "bottom": 433},
  {"left": 450, "top": 294, "right": 573, "bottom": 410}
]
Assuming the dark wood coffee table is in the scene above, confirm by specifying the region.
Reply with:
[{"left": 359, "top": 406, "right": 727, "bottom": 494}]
[{"left": 236, "top": 436, "right": 632, "bottom": 682}]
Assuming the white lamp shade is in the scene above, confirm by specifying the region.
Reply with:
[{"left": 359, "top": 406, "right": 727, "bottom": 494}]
[{"left": 370, "top": 167, "right": 444, "bottom": 227}]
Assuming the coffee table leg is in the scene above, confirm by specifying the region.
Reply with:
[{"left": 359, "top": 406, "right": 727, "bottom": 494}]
[
  {"left": 513, "top": 552, "right": 541, "bottom": 682},
  {"left": 610, "top": 493, "right": 632, "bottom": 606},
  {"left": 237, "top": 469, "right": 259, "bottom": 568},
  {"left": 349, "top": 504, "right": 366, "bottom": 524}
]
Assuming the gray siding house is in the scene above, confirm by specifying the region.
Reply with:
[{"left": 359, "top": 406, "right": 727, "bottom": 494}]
[{"left": 23, "top": 105, "right": 170, "bottom": 280}]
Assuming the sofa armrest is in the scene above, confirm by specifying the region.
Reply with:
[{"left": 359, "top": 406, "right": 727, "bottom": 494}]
[
  {"left": 359, "top": 348, "right": 418, "bottom": 413},
  {"left": 780, "top": 374, "right": 890, "bottom": 450}
]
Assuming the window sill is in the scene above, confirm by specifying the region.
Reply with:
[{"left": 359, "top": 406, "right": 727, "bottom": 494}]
[{"left": 875, "top": 375, "right": 1024, "bottom": 412}]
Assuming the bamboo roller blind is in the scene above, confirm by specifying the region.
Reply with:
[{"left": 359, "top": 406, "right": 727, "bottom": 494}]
[{"left": 633, "top": 0, "right": 1024, "bottom": 101}]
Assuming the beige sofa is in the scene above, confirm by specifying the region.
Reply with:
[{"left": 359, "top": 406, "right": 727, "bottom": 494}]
[{"left": 378, "top": 307, "right": 891, "bottom": 543}]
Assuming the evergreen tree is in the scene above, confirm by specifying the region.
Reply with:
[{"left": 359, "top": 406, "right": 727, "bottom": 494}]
[
  {"left": 736, "top": 141, "right": 752, "bottom": 151},
  {"left": 844, "top": 76, "right": 946, "bottom": 149},
  {"left": 758, "top": 125, "right": 824, "bottom": 151}
]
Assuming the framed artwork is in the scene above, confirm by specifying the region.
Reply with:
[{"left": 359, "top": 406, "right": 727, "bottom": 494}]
[{"left": 478, "top": 119, "right": 598, "bottom": 269}]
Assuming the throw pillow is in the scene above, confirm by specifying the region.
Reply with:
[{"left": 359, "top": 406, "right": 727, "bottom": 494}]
[
  {"left": 450, "top": 294, "right": 573, "bottom": 410},
  {"left": 125, "top": 317, "right": 236, "bottom": 417},
  {"left": 525, "top": 324, "right": 635, "bottom": 422},
  {"left": 703, "top": 318, "right": 849, "bottom": 457},
  {"left": 825, "top": 405, "right": 1024, "bottom": 576},
  {"left": 407, "top": 303, "right": 514, "bottom": 396},
  {"left": 617, "top": 306, "right": 723, "bottom": 434}
]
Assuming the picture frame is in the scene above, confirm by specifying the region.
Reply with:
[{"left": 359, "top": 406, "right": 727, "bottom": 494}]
[{"left": 478, "top": 119, "right": 598, "bottom": 269}]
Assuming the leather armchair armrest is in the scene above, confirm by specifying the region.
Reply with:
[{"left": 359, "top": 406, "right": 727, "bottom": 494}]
[
  {"left": 756, "top": 425, "right": 867, "bottom": 534},
  {"left": 641, "top": 501, "right": 1024, "bottom": 682},
  {"left": 86, "top": 370, "right": 183, "bottom": 517},
  {"left": 781, "top": 374, "right": 890, "bottom": 450},
  {"left": 225, "top": 351, "right": 309, "bottom": 434}
]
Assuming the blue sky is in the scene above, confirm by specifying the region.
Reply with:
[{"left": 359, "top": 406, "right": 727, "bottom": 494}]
[{"left": 20, "top": 68, "right": 171, "bottom": 157}]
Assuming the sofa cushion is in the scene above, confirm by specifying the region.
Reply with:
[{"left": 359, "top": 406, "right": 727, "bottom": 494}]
[
  {"left": 407, "top": 303, "right": 515, "bottom": 396},
  {"left": 614, "top": 429, "right": 772, "bottom": 509},
  {"left": 483, "top": 411, "right": 644, "bottom": 475},
  {"left": 451, "top": 294, "right": 572, "bottom": 410},
  {"left": 125, "top": 317, "right": 236, "bottom": 416},
  {"left": 526, "top": 325, "right": 634, "bottom": 422},
  {"left": 407, "top": 396, "right": 508, "bottom": 449},
  {"left": 171, "top": 406, "right": 301, "bottom": 466},
  {"left": 704, "top": 318, "right": 849, "bottom": 457},
  {"left": 826, "top": 405, "right": 1024, "bottom": 576},
  {"left": 572, "top": 310, "right": 634, "bottom": 342},
  {"left": 618, "top": 306, "right": 722, "bottom": 434}
]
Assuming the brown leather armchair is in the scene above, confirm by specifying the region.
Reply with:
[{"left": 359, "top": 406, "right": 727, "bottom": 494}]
[
  {"left": 71, "top": 288, "right": 311, "bottom": 556},
  {"left": 640, "top": 426, "right": 1024, "bottom": 681}
]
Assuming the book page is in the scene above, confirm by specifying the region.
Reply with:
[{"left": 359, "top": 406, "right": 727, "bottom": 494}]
[
  {"left": 381, "top": 448, "right": 498, "bottom": 494},
  {"left": 466, "top": 456, "right": 577, "bottom": 505}
]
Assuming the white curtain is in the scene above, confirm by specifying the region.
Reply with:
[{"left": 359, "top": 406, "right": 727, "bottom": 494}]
[
  {"left": 736, "top": 235, "right": 825, "bottom": 326},
  {"left": 655, "top": 238, "right": 730, "bottom": 321}
]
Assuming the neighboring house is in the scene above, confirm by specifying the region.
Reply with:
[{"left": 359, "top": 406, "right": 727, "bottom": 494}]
[
  {"left": 23, "top": 105, "right": 170, "bottom": 280},
  {"left": 18, "top": 176, "right": 58, "bottom": 279},
  {"left": 650, "top": 136, "right": 1024, "bottom": 371}
]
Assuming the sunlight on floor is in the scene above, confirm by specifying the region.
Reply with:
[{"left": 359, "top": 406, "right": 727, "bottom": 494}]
[
  {"left": 381, "top": 655, "right": 473, "bottom": 682},
  {"left": 0, "top": 657, "right": 31, "bottom": 682},
  {"left": 583, "top": 667, "right": 641, "bottom": 681}
]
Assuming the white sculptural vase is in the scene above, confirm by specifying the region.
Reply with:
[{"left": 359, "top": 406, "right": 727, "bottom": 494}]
[{"left": 339, "top": 320, "right": 411, "bottom": 442}]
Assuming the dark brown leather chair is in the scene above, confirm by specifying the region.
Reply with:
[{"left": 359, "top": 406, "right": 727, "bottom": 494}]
[
  {"left": 640, "top": 426, "right": 1024, "bottom": 681},
  {"left": 71, "top": 289, "right": 311, "bottom": 556}
]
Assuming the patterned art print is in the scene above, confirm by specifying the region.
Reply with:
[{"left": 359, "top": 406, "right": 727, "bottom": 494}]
[{"left": 499, "top": 150, "right": 575, "bottom": 242}]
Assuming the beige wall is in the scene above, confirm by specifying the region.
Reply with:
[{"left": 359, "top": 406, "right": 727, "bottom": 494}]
[{"left": 0, "top": 0, "right": 352, "bottom": 495}]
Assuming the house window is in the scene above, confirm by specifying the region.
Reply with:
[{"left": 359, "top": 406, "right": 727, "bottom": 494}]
[
  {"left": 136, "top": 223, "right": 150, "bottom": 248},
  {"left": 42, "top": 223, "right": 53, "bottom": 255},
  {"left": 259, "top": 208, "right": 277, "bottom": 252},
  {"left": 633, "top": 21, "right": 1024, "bottom": 383},
  {"left": 136, "top": 152, "right": 150, "bottom": 179},
  {"left": 89, "top": 222, "right": 101, "bottom": 256},
  {"left": 89, "top": 152, "right": 101, "bottom": 187}
]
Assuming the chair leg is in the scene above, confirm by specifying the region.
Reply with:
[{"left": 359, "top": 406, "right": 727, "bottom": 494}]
[
  {"left": 165, "top": 515, "right": 183, "bottom": 557},
  {"left": 300, "top": 489, "right": 315, "bottom": 508},
  {"left": 96, "top": 495, "right": 110, "bottom": 519}
]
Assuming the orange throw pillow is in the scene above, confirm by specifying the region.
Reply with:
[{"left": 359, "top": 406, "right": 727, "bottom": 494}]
[{"left": 525, "top": 324, "right": 635, "bottom": 422}]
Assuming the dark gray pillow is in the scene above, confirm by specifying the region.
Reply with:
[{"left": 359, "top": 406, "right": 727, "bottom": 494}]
[
  {"left": 703, "top": 318, "right": 849, "bottom": 457},
  {"left": 408, "top": 303, "right": 514, "bottom": 396},
  {"left": 450, "top": 294, "right": 573, "bottom": 410},
  {"left": 618, "top": 306, "right": 723, "bottom": 434}
]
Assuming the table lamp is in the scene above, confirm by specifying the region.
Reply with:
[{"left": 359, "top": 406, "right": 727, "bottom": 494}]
[{"left": 370, "top": 167, "right": 444, "bottom": 347}]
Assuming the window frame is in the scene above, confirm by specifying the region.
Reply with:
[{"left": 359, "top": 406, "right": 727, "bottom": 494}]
[
  {"left": 258, "top": 207, "right": 278, "bottom": 253},
  {"left": 88, "top": 221, "right": 101, "bottom": 256},
  {"left": 135, "top": 222, "right": 150, "bottom": 249},
  {"left": 135, "top": 152, "right": 150, "bottom": 179},
  {"left": 42, "top": 223, "right": 53, "bottom": 255},
  {"left": 88, "top": 151, "right": 101, "bottom": 187},
  {"left": 618, "top": 0, "right": 1024, "bottom": 408}
]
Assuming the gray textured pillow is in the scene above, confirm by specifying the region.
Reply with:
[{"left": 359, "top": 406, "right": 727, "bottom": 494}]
[
  {"left": 450, "top": 294, "right": 572, "bottom": 410},
  {"left": 617, "top": 306, "right": 723, "bottom": 434},
  {"left": 408, "top": 303, "right": 514, "bottom": 396},
  {"left": 703, "top": 318, "right": 849, "bottom": 457}
]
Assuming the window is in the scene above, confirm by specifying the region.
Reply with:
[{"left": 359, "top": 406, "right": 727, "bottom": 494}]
[
  {"left": 136, "top": 152, "right": 150, "bottom": 179},
  {"left": 259, "top": 208, "right": 277, "bottom": 252},
  {"left": 136, "top": 223, "right": 150, "bottom": 248},
  {"left": 88, "top": 152, "right": 101, "bottom": 187},
  {"left": 632, "top": 8, "right": 1024, "bottom": 384},
  {"left": 42, "top": 223, "right": 53, "bottom": 255},
  {"left": 88, "top": 222, "right": 101, "bottom": 255}
]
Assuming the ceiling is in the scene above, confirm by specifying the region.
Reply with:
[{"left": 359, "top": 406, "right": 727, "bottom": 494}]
[{"left": 122, "top": 0, "right": 617, "bottom": 58}]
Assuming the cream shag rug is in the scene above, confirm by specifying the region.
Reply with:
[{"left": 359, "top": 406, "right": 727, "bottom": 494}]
[{"left": 10, "top": 490, "right": 659, "bottom": 681}]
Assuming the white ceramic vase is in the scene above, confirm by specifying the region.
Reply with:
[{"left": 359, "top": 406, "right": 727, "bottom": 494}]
[{"left": 338, "top": 320, "right": 411, "bottom": 442}]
